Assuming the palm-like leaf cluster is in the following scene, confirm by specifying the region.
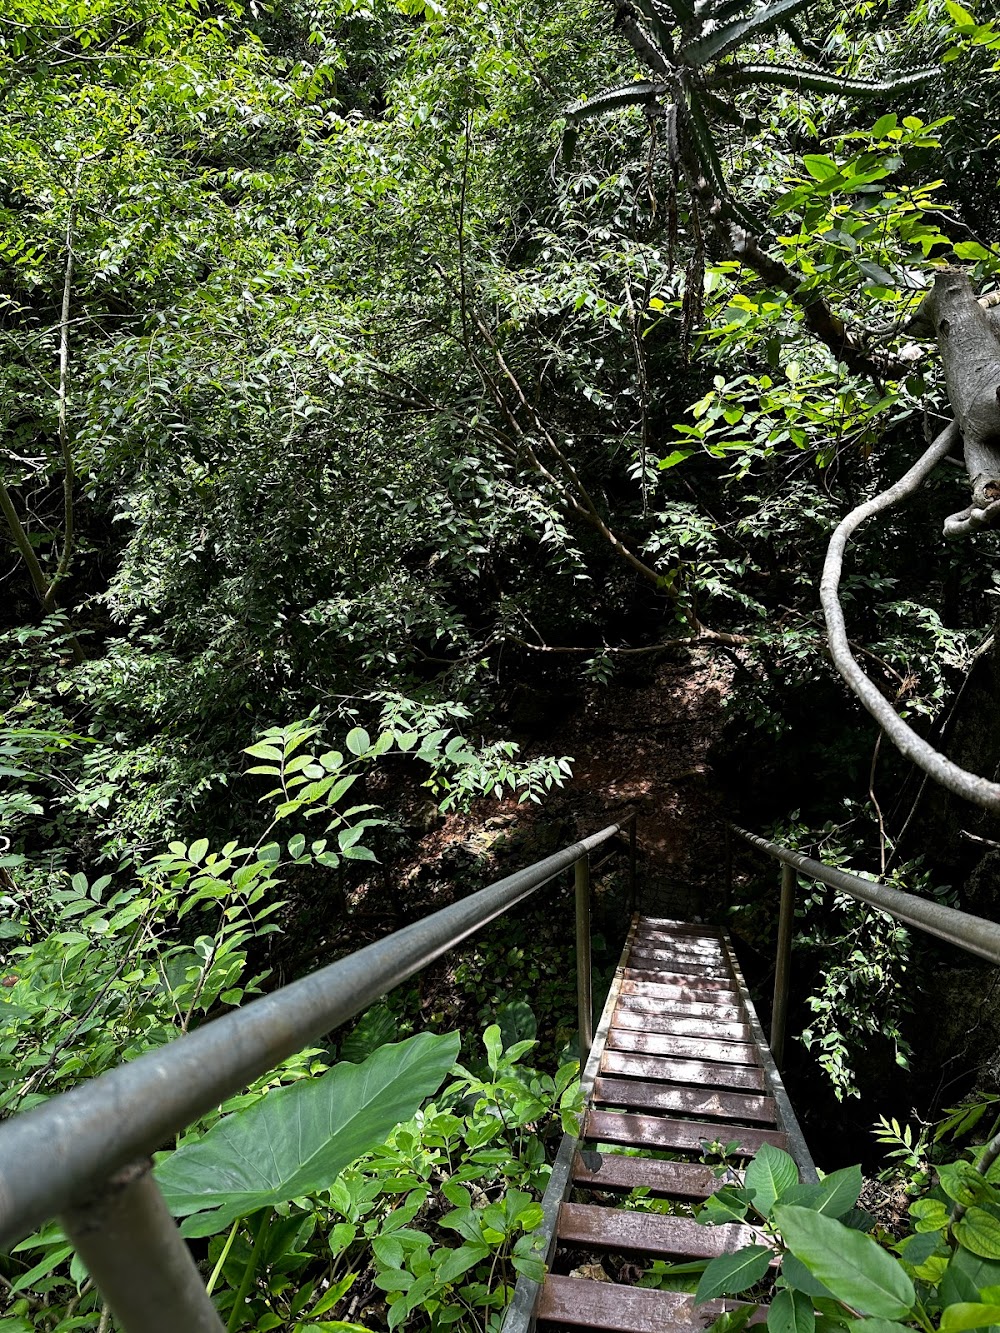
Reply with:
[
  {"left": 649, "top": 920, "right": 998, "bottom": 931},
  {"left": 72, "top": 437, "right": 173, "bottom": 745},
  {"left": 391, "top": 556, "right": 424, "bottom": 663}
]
[{"left": 565, "top": 0, "right": 937, "bottom": 234}]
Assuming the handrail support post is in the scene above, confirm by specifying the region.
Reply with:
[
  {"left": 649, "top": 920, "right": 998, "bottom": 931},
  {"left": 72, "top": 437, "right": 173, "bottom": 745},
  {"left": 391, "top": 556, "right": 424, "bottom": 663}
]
[
  {"left": 575, "top": 855, "right": 594, "bottom": 1060},
  {"left": 771, "top": 861, "right": 796, "bottom": 1070},
  {"left": 59, "top": 1160, "right": 225, "bottom": 1333},
  {"left": 627, "top": 814, "right": 637, "bottom": 915}
]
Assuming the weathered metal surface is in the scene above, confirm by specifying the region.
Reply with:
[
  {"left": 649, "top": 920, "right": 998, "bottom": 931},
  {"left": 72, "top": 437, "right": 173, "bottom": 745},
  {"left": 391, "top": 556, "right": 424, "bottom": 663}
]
[
  {"left": 618, "top": 975, "right": 736, "bottom": 997},
  {"left": 572, "top": 1151, "right": 725, "bottom": 1198},
  {"left": 600, "top": 1048, "right": 766, "bottom": 1091},
  {"left": 613, "top": 993, "right": 742, "bottom": 1021},
  {"left": 503, "top": 916, "right": 640, "bottom": 1333},
  {"left": 584, "top": 1108, "right": 788, "bottom": 1155},
  {"left": 626, "top": 951, "right": 731, "bottom": 979},
  {"left": 619, "top": 979, "right": 740, "bottom": 1008},
  {"left": 607, "top": 1027, "right": 757, "bottom": 1065},
  {"left": 536, "top": 1276, "right": 754, "bottom": 1332},
  {"left": 613, "top": 1002, "right": 752, "bottom": 1041},
  {"left": 630, "top": 934, "right": 725, "bottom": 957},
  {"left": 557, "top": 1202, "right": 756, "bottom": 1259},
  {"left": 626, "top": 970, "right": 736, "bottom": 991},
  {"left": 594, "top": 1076, "right": 777, "bottom": 1124}
]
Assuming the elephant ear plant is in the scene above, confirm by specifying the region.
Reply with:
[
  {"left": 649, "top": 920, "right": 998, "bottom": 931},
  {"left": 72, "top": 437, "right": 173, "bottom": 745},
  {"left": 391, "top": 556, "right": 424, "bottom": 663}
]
[
  {"left": 154, "top": 1031, "right": 460, "bottom": 1331},
  {"left": 693, "top": 1138, "right": 1000, "bottom": 1333}
]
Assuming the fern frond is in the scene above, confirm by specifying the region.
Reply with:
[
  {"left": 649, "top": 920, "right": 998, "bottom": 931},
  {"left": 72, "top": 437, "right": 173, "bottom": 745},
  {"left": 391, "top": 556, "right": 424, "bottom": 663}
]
[
  {"left": 680, "top": 0, "right": 811, "bottom": 67},
  {"left": 565, "top": 81, "right": 666, "bottom": 122},
  {"left": 709, "top": 62, "right": 938, "bottom": 95}
]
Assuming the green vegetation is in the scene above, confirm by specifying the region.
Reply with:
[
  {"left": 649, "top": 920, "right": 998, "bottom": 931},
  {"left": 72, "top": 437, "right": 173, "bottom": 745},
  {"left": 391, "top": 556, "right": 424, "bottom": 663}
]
[{"left": 3, "top": 0, "right": 1000, "bottom": 1325}]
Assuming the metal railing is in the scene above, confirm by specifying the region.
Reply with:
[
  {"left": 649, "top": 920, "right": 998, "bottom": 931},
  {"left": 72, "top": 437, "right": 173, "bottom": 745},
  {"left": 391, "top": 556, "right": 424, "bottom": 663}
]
[
  {"left": 732, "top": 823, "right": 1000, "bottom": 1068},
  {"left": 0, "top": 814, "right": 637, "bottom": 1332}
]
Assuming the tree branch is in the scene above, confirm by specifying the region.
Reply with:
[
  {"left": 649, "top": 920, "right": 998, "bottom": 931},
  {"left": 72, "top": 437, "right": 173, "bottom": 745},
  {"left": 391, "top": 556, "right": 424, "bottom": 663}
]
[{"left": 821, "top": 418, "right": 1000, "bottom": 814}]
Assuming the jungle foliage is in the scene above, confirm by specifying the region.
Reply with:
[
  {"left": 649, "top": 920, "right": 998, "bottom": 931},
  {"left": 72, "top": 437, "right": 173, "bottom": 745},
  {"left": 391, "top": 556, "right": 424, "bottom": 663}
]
[{"left": 2, "top": 0, "right": 1000, "bottom": 1326}]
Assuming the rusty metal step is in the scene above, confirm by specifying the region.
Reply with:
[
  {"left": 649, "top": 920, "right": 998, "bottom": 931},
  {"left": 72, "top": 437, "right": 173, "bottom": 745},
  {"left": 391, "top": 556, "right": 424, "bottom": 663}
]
[
  {"left": 613, "top": 1005, "right": 752, "bottom": 1042},
  {"left": 557, "top": 1202, "right": 755, "bottom": 1259},
  {"left": 627, "top": 949, "right": 731, "bottom": 978},
  {"left": 624, "top": 981, "right": 741, "bottom": 1007},
  {"left": 594, "top": 1076, "right": 777, "bottom": 1125},
  {"left": 571, "top": 1151, "right": 729, "bottom": 1198},
  {"left": 630, "top": 935, "right": 727, "bottom": 955},
  {"left": 600, "top": 1049, "right": 766, "bottom": 1092},
  {"left": 607, "top": 1028, "right": 758, "bottom": 1066},
  {"left": 621, "top": 967, "right": 737, "bottom": 993},
  {"left": 584, "top": 1108, "right": 788, "bottom": 1155},
  {"left": 535, "top": 1275, "right": 749, "bottom": 1332}
]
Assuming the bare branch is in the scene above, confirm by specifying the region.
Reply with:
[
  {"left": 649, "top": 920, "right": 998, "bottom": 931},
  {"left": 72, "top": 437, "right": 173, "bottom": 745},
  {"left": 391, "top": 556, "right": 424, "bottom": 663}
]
[{"left": 821, "top": 418, "right": 1000, "bottom": 814}]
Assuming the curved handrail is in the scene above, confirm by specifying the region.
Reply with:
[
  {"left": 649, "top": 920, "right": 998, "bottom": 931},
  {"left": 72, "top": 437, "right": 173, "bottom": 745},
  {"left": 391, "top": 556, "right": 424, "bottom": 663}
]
[
  {"left": 0, "top": 818, "right": 632, "bottom": 1252},
  {"left": 731, "top": 823, "right": 1000, "bottom": 965}
]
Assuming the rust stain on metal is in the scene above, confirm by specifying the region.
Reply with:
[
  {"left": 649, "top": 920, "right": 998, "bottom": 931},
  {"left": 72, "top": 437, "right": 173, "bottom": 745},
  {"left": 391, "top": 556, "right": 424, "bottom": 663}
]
[
  {"left": 572, "top": 1151, "right": 724, "bottom": 1198},
  {"left": 536, "top": 1275, "right": 758, "bottom": 1332},
  {"left": 594, "top": 1075, "right": 777, "bottom": 1124},
  {"left": 600, "top": 1048, "right": 766, "bottom": 1091},
  {"left": 558, "top": 1202, "right": 757, "bottom": 1259},
  {"left": 584, "top": 1107, "right": 788, "bottom": 1154},
  {"left": 607, "top": 1026, "right": 758, "bottom": 1065}
]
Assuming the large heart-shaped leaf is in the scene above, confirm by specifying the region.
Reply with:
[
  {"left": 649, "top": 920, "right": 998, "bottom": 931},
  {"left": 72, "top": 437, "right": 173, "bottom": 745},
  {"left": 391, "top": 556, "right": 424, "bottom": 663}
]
[{"left": 155, "top": 1031, "right": 459, "bottom": 1236}]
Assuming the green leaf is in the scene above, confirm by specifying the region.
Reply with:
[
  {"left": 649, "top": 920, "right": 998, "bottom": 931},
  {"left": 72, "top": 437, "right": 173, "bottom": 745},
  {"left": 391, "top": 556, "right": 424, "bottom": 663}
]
[
  {"left": 872, "top": 113, "right": 898, "bottom": 136},
  {"left": 745, "top": 1143, "right": 799, "bottom": 1218},
  {"left": 781, "top": 1253, "right": 836, "bottom": 1300},
  {"left": 781, "top": 1166, "right": 863, "bottom": 1219},
  {"left": 345, "top": 728, "right": 370, "bottom": 756},
  {"left": 695, "top": 1246, "right": 773, "bottom": 1303},
  {"left": 769, "top": 1287, "right": 815, "bottom": 1333},
  {"left": 957, "top": 1210, "right": 1000, "bottom": 1261},
  {"left": 773, "top": 1206, "right": 914, "bottom": 1319},
  {"left": 844, "top": 1321, "right": 912, "bottom": 1333},
  {"left": 941, "top": 1305, "right": 1000, "bottom": 1333},
  {"left": 155, "top": 1032, "right": 459, "bottom": 1235},
  {"left": 803, "top": 155, "right": 839, "bottom": 181}
]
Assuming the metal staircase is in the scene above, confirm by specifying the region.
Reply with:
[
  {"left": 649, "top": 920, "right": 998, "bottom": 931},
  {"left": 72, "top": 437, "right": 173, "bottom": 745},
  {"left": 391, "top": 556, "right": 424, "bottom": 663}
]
[{"left": 504, "top": 913, "right": 815, "bottom": 1333}]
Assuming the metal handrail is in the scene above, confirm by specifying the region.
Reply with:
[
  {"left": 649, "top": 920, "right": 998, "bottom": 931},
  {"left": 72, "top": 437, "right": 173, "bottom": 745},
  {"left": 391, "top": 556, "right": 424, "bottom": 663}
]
[
  {"left": 0, "top": 814, "right": 637, "bottom": 1332},
  {"left": 731, "top": 822, "right": 1000, "bottom": 1067}
]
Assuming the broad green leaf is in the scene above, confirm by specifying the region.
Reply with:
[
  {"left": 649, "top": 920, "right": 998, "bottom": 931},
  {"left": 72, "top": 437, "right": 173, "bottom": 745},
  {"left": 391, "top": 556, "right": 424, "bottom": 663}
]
[
  {"left": 957, "top": 1210, "right": 1000, "bottom": 1261},
  {"left": 845, "top": 1321, "right": 911, "bottom": 1333},
  {"left": 345, "top": 727, "right": 370, "bottom": 756},
  {"left": 694, "top": 1246, "right": 773, "bottom": 1303},
  {"left": 768, "top": 1286, "right": 815, "bottom": 1333},
  {"left": 782, "top": 1253, "right": 836, "bottom": 1300},
  {"left": 942, "top": 1249, "right": 1000, "bottom": 1306},
  {"left": 803, "top": 155, "right": 839, "bottom": 181},
  {"left": 773, "top": 1206, "right": 914, "bottom": 1319},
  {"left": 941, "top": 1305, "right": 1000, "bottom": 1333},
  {"left": 872, "top": 113, "right": 898, "bottom": 136},
  {"left": 156, "top": 1032, "right": 459, "bottom": 1236},
  {"left": 745, "top": 1143, "right": 799, "bottom": 1218},
  {"left": 781, "top": 1166, "right": 862, "bottom": 1219}
]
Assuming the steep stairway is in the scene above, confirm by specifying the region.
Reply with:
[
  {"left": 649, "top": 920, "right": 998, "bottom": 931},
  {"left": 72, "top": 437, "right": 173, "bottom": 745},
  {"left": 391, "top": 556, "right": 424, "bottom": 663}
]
[{"left": 506, "top": 913, "right": 815, "bottom": 1333}]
